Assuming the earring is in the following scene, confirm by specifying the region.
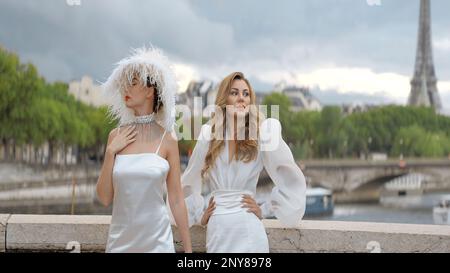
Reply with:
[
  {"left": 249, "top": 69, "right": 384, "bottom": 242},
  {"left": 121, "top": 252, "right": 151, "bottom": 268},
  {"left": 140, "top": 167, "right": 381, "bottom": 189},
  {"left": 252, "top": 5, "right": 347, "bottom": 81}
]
[{"left": 156, "top": 94, "right": 161, "bottom": 113}]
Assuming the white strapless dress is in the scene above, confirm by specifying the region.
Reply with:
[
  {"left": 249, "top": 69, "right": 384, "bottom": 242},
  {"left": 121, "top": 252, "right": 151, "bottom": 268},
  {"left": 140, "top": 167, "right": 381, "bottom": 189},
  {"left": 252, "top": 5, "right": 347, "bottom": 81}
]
[{"left": 105, "top": 152, "right": 175, "bottom": 253}]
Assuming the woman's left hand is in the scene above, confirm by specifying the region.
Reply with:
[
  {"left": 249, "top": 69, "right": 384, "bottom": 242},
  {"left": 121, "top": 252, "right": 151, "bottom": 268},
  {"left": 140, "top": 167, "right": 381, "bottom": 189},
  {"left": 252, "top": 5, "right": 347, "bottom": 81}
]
[{"left": 241, "top": 194, "right": 262, "bottom": 219}]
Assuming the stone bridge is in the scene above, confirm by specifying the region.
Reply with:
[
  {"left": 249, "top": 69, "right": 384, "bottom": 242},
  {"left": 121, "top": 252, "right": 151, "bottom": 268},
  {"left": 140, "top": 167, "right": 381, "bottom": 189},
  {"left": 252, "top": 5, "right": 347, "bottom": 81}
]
[
  {"left": 293, "top": 159, "right": 450, "bottom": 202},
  {"left": 298, "top": 159, "right": 450, "bottom": 190}
]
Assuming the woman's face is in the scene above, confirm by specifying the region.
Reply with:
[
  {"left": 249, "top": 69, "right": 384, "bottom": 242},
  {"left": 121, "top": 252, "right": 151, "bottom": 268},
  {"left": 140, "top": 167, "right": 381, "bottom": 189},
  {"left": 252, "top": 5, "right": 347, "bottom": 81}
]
[
  {"left": 124, "top": 76, "right": 154, "bottom": 108},
  {"left": 226, "top": 79, "right": 251, "bottom": 117}
]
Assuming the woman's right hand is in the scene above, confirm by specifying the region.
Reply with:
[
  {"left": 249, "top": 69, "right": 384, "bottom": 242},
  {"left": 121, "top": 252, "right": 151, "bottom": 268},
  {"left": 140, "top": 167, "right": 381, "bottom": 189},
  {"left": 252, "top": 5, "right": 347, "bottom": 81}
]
[
  {"left": 106, "top": 125, "right": 137, "bottom": 155},
  {"left": 200, "top": 197, "right": 215, "bottom": 226}
]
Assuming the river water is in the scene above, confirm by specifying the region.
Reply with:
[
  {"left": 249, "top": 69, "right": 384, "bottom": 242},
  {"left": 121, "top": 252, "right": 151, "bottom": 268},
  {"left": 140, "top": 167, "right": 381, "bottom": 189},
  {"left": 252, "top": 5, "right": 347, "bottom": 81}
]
[
  {"left": 304, "top": 191, "right": 450, "bottom": 225},
  {"left": 1, "top": 177, "right": 449, "bottom": 226}
]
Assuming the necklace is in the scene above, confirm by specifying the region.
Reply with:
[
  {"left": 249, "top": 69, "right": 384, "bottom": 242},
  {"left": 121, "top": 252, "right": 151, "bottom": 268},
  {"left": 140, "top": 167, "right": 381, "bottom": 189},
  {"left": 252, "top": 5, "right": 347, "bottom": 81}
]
[{"left": 134, "top": 113, "right": 155, "bottom": 124}]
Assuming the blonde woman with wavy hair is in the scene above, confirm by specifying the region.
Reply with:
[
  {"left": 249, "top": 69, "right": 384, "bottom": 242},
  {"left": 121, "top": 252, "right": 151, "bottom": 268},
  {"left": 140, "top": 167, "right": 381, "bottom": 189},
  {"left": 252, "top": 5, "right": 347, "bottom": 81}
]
[{"left": 181, "top": 72, "right": 306, "bottom": 253}]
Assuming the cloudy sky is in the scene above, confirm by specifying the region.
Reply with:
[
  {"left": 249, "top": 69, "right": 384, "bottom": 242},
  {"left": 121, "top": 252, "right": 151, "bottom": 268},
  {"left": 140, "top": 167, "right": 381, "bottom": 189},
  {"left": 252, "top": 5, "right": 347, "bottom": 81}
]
[{"left": 1, "top": 0, "right": 449, "bottom": 110}]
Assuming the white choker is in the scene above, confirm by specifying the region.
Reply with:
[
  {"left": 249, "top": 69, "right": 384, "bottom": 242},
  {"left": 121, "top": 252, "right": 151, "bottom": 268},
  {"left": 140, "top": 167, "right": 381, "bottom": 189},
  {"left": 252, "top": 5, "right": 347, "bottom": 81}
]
[{"left": 134, "top": 113, "right": 155, "bottom": 124}]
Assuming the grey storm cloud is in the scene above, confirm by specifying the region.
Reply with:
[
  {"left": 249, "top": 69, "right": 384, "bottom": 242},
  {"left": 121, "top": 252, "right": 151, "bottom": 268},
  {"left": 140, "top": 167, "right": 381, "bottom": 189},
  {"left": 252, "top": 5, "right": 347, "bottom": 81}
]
[
  {"left": 0, "top": 0, "right": 235, "bottom": 82},
  {"left": 0, "top": 0, "right": 449, "bottom": 105},
  {"left": 188, "top": 0, "right": 450, "bottom": 76}
]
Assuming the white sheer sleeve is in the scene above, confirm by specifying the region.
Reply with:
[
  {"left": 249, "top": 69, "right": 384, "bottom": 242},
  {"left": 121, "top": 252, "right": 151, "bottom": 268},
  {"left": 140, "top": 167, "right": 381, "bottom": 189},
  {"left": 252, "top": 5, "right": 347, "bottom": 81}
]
[
  {"left": 259, "top": 118, "right": 307, "bottom": 227},
  {"left": 180, "top": 124, "right": 211, "bottom": 227}
]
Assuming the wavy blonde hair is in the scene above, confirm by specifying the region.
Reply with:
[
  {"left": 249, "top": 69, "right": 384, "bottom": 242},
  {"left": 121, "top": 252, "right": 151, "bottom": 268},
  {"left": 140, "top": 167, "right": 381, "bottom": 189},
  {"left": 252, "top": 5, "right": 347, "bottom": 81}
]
[{"left": 201, "top": 72, "right": 263, "bottom": 178}]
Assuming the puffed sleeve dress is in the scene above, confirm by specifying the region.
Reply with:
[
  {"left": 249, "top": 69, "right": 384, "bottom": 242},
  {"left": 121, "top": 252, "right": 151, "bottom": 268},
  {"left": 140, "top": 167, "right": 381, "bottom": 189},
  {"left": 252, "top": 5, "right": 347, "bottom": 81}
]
[{"left": 181, "top": 118, "right": 306, "bottom": 253}]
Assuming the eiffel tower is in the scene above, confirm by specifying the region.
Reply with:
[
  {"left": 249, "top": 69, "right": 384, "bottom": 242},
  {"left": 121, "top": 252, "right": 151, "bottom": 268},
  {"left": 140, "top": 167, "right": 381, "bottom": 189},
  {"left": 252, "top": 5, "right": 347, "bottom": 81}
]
[{"left": 408, "top": 0, "right": 442, "bottom": 110}]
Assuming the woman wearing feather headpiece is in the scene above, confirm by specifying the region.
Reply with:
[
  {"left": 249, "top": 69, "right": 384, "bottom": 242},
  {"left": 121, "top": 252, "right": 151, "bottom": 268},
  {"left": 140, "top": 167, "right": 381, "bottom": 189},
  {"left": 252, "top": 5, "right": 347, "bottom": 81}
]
[{"left": 96, "top": 46, "right": 192, "bottom": 253}]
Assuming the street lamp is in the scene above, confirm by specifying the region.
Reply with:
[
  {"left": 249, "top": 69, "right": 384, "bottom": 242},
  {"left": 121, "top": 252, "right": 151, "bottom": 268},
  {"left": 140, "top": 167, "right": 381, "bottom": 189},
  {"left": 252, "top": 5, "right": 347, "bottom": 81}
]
[
  {"left": 367, "top": 136, "right": 372, "bottom": 160},
  {"left": 343, "top": 139, "right": 347, "bottom": 158},
  {"left": 399, "top": 138, "right": 404, "bottom": 160}
]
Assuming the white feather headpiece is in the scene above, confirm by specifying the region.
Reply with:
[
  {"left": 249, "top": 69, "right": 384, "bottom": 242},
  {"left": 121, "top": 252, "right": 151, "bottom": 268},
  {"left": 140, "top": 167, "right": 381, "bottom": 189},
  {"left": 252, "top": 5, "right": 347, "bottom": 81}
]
[{"left": 102, "top": 46, "right": 177, "bottom": 132}]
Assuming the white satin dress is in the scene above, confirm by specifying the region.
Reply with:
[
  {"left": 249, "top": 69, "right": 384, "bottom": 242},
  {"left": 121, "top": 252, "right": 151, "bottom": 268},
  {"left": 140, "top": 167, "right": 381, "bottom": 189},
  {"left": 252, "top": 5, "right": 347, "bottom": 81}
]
[
  {"left": 105, "top": 130, "right": 175, "bottom": 253},
  {"left": 181, "top": 118, "right": 307, "bottom": 253}
]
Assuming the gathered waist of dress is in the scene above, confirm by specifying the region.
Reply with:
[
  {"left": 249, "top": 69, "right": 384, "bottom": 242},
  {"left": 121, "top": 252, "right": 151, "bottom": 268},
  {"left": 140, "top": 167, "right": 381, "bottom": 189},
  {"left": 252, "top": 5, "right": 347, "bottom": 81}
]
[{"left": 210, "top": 190, "right": 254, "bottom": 215}]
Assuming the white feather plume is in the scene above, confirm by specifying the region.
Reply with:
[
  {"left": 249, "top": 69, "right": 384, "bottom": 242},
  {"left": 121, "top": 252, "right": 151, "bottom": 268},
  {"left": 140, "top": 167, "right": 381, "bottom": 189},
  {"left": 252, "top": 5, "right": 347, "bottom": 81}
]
[{"left": 101, "top": 46, "right": 177, "bottom": 132}]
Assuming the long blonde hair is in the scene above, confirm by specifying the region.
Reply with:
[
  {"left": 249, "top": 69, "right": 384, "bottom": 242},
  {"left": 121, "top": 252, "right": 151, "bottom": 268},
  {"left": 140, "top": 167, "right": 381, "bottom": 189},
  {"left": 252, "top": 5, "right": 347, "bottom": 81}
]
[{"left": 201, "top": 72, "right": 262, "bottom": 178}]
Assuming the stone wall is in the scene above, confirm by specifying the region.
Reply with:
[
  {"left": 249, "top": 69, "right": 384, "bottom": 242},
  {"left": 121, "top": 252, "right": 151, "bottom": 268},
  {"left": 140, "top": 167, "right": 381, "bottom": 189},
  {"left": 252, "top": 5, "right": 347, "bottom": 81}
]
[{"left": 1, "top": 214, "right": 449, "bottom": 253}]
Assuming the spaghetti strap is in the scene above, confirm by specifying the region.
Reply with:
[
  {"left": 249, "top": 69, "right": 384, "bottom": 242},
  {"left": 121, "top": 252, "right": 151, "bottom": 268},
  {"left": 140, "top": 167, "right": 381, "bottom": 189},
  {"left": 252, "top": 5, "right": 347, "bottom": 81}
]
[{"left": 155, "top": 130, "right": 167, "bottom": 155}]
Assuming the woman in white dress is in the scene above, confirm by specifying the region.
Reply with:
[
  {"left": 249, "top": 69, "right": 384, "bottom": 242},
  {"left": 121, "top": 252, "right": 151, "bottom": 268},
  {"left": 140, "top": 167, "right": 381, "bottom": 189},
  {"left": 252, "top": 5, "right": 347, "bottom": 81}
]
[
  {"left": 96, "top": 47, "right": 192, "bottom": 253},
  {"left": 182, "top": 72, "right": 306, "bottom": 253}
]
